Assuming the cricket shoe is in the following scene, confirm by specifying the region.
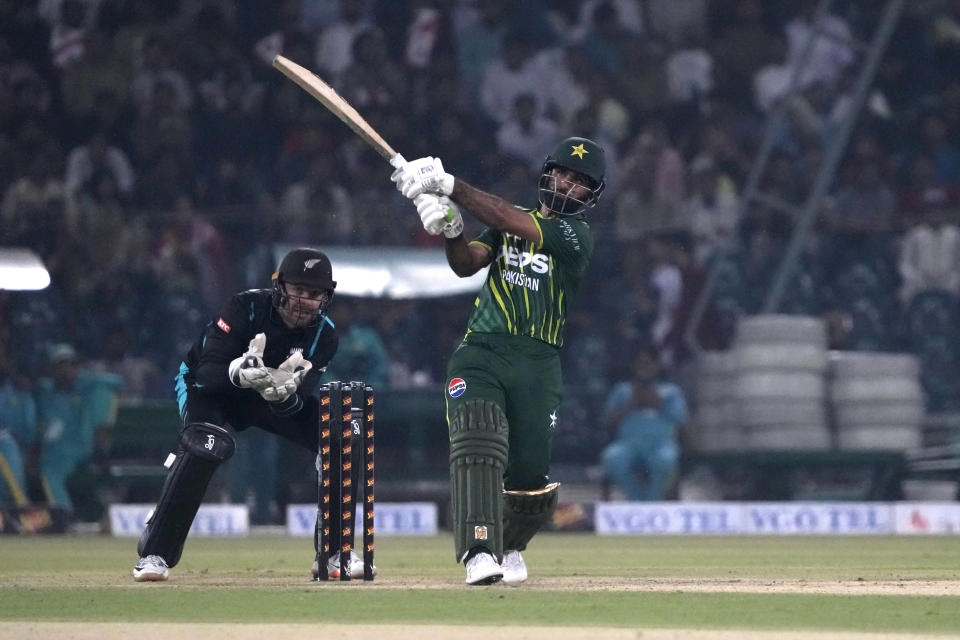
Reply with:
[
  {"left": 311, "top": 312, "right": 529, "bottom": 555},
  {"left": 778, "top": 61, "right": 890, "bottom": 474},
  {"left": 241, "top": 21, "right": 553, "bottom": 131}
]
[
  {"left": 500, "top": 550, "right": 527, "bottom": 585},
  {"left": 311, "top": 551, "right": 377, "bottom": 579},
  {"left": 464, "top": 550, "right": 503, "bottom": 585},
  {"left": 133, "top": 555, "right": 169, "bottom": 582}
]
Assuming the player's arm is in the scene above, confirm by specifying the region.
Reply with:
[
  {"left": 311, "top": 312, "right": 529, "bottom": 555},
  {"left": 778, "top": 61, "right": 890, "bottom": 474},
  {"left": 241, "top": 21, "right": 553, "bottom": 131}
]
[
  {"left": 392, "top": 156, "right": 542, "bottom": 245},
  {"left": 443, "top": 234, "right": 493, "bottom": 277},
  {"left": 449, "top": 180, "right": 541, "bottom": 244},
  {"left": 192, "top": 296, "right": 250, "bottom": 392}
]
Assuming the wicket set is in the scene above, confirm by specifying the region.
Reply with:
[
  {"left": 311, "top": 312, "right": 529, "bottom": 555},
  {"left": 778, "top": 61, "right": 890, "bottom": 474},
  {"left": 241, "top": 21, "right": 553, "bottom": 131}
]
[{"left": 315, "top": 381, "right": 375, "bottom": 581}]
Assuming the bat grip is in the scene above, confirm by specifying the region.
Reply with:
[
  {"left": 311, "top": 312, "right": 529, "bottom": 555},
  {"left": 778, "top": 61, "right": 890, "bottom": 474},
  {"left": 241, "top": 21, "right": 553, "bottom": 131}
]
[{"left": 389, "top": 153, "right": 406, "bottom": 168}]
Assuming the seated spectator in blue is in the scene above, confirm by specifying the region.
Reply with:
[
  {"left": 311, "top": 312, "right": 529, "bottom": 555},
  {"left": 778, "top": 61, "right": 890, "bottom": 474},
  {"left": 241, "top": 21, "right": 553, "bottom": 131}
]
[
  {"left": 600, "top": 344, "right": 688, "bottom": 501},
  {"left": 0, "top": 355, "right": 37, "bottom": 507},
  {"left": 324, "top": 299, "right": 390, "bottom": 387},
  {"left": 34, "top": 343, "right": 122, "bottom": 515}
]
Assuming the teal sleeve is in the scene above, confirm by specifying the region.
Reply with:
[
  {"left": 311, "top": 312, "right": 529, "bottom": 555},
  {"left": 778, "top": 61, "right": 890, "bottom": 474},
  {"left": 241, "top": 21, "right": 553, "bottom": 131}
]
[
  {"left": 660, "top": 383, "right": 689, "bottom": 427},
  {"left": 80, "top": 372, "right": 123, "bottom": 429},
  {"left": 602, "top": 382, "right": 631, "bottom": 421}
]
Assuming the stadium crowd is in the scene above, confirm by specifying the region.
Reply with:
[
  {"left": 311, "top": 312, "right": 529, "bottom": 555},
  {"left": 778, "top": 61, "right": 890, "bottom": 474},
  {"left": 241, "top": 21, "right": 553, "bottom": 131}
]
[{"left": 2, "top": 0, "right": 960, "bottom": 517}]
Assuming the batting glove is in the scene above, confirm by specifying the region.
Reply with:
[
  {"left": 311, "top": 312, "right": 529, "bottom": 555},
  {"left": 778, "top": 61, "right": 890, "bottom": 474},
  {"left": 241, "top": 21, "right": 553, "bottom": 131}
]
[
  {"left": 416, "top": 194, "right": 463, "bottom": 238},
  {"left": 391, "top": 156, "right": 454, "bottom": 199}
]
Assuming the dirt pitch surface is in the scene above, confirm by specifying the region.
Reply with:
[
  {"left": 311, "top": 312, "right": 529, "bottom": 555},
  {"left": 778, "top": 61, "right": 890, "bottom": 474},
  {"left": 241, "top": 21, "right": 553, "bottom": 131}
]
[
  {"left": 9, "top": 572, "right": 960, "bottom": 596},
  {"left": 2, "top": 622, "right": 958, "bottom": 640},
  {"left": 4, "top": 577, "right": 960, "bottom": 639}
]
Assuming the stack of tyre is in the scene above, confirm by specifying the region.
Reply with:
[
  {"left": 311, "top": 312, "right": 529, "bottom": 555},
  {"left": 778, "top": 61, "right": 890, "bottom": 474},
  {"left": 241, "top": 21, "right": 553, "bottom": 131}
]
[
  {"left": 828, "top": 351, "right": 924, "bottom": 451},
  {"left": 689, "top": 350, "right": 741, "bottom": 452},
  {"left": 731, "top": 315, "right": 831, "bottom": 450}
]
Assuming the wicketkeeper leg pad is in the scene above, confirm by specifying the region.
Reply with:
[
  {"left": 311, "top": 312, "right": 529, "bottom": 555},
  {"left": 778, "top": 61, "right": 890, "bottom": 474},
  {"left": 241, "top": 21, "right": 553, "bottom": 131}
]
[
  {"left": 137, "top": 422, "right": 236, "bottom": 567},
  {"left": 448, "top": 400, "right": 508, "bottom": 563},
  {"left": 502, "top": 481, "right": 560, "bottom": 552}
]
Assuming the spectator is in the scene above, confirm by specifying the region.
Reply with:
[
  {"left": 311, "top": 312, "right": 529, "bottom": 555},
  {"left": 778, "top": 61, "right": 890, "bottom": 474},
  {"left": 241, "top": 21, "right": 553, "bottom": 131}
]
[
  {"left": 538, "top": 45, "right": 591, "bottom": 130},
  {"left": 338, "top": 26, "right": 407, "bottom": 109},
  {"left": 63, "top": 129, "right": 135, "bottom": 200},
  {"left": 665, "top": 33, "right": 714, "bottom": 108},
  {"left": 479, "top": 35, "right": 550, "bottom": 126},
  {"left": 452, "top": 0, "right": 509, "bottom": 104},
  {"left": 153, "top": 196, "right": 234, "bottom": 316},
  {"left": 313, "top": 0, "right": 372, "bottom": 86},
  {"left": 919, "top": 111, "right": 960, "bottom": 185},
  {"left": 0, "top": 354, "right": 37, "bottom": 508},
  {"left": 614, "top": 123, "right": 687, "bottom": 242},
  {"left": 1, "top": 150, "right": 66, "bottom": 244},
  {"left": 898, "top": 214, "right": 960, "bottom": 305},
  {"left": 644, "top": 235, "right": 685, "bottom": 365},
  {"left": 738, "top": 206, "right": 793, "bottom": 311},
  {"left": 193, "top": 47, "right": 268, "bottom": 168},
  {"left": 403, "top": 0, "right": 453, "bottom": 72},
  {"left": 324, "top": 298, "right": 390, "bottom": 387},
  {"left": 87, "top": 324, "right": 166, "bottom": 401},
  {"left": 34, "top": 343, "right": 122, "bottom": 518},
  {"left": 684, "top": 153, "right": 740, "bottom": 265},
  {"left": 495, "top": 92, "right": 558, "bottom": 174},
  {"left": 252, "top": 0, "right": 309, "bottom": 66},
  {"left": 897, "top": 153, "right": 960, "bottom": 304},
  {"left": 47, "top": 0, "right": 88, "bottom": 70},
  {"left": 279, "top": 154, "right": 354, "bottom": 245},
  {"left": 129, "top": 75, "right": 194, "bottom": 169},
  {"left": 600, "top": 344, "right": 689, "bottom": 501},
  {"left": 784, "top": 0, "right": 854, "bottom": 90},
  {"left": 128, "top": 34, "right": 193, "bottom": 117},
  {"left": 58, "top": 28, "right": 130, "bottom": 120},
  {"left": 578, "top": 1, "right": 642, "bottom": 79},
  {"left": 711, "top": 0, "right": 780, "bottom": 109},
  {"left": 822, "top": 157, "right": 898, "bottom": 238},
  {"left": 568, "top": 0, "right": 645, "bottom": 42}
]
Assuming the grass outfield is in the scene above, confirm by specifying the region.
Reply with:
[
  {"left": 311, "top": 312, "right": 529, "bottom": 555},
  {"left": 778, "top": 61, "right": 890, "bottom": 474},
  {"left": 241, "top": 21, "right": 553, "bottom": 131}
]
[{"left": 1, "top": 534, "right": 960, "bottom": 635}]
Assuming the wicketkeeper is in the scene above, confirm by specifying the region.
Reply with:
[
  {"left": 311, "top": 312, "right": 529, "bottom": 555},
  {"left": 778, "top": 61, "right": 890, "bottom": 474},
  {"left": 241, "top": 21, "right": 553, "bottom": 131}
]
[
  {"left": 133, "top": 248, "right": 374, "bottom": 581},
  {"left": 391, "top": 137, "right": 606, "bottom": 585}
]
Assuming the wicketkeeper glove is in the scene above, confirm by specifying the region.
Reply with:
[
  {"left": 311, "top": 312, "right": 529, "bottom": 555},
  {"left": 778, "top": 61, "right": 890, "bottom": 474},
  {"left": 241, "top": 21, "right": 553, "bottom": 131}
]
[
  {"left": 259, "top": 351, "right": 312, "bottom": 403},
  {"left": 390, "top": 156, "right": 454, "bottom": 199},
  {"left": 228, "top": 333, "right": 272, "bottom": 390}
]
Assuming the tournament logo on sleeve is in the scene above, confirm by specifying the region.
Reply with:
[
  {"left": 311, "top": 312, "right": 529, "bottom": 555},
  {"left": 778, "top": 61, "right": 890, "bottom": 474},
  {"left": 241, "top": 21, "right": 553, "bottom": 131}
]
[
  {"left": 216, "top": 318, "right": 231, "bottom": 333},
  {"left": 447, "top": 377, "right": 466, "bottom": 398}
]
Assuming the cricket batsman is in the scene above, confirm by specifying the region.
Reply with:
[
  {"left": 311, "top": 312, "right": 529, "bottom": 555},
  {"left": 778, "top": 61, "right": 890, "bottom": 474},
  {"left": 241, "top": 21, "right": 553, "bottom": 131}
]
[{"left": 391, "top": 136, "right": 606, "bottom": 585}]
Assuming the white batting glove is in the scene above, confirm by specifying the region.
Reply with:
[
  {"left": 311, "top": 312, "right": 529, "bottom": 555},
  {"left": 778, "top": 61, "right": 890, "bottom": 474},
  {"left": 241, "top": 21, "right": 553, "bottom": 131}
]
[
  {"left": 416, "top": 194, "right": 463, "bottom": 238},
  {"left": 260, "top": 352, "right": 313, "bottom": 403},
  {"left": 390, "top": 156, "right": 454, "bottom": 199},
  {"left": 229, "top": 333, "right": 272, "bottom": 390}
]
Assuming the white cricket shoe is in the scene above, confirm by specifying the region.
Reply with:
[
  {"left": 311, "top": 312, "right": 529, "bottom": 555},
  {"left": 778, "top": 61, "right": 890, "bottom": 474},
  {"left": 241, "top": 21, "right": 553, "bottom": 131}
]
[
  {"left": 464, "top": 550, "right": 503, "bottom": 585},
  {"left": 133, "top": 555, "right": 169, "bottom": 582},
  {"left": 311, "top": 551, "right": 377, "bottom": 579},
  {"left": 501, "top": 550, "right": 527, "bottom": 585}
]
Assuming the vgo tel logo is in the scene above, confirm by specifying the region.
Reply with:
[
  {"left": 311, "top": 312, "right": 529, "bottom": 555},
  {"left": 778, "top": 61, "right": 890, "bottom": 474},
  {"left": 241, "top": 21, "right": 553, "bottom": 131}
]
[{"left": 448, "top": 377, "right": 466, "bottom": 398}]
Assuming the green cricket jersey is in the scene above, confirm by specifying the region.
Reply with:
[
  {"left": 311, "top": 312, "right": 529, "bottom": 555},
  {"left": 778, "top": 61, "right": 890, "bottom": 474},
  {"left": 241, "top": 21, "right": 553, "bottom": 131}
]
[{"left": 465, "top": 208, "right": 594, "bottom": 348}]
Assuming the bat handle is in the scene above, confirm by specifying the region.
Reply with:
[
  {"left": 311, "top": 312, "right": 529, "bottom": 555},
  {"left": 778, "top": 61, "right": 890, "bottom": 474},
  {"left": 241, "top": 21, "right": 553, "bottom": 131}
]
[{"left": 389, "top": 153, "right": 406, "bottom": 168}]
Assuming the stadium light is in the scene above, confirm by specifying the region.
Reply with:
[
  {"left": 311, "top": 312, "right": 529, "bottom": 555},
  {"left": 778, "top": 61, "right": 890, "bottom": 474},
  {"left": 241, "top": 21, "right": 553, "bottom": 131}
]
[{"left": 0, "top": 247, "right": 51, "bottom": 291}]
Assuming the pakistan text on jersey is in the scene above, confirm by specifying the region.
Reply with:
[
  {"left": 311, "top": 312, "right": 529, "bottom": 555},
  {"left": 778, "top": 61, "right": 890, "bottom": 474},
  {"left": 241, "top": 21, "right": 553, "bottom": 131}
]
[{"left": 502, "top": 270, "right": 540, "bottom": 291}]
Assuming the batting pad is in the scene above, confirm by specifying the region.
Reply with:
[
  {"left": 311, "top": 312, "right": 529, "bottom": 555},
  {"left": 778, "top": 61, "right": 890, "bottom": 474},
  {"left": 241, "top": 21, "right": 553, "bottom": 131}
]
[
  {"left": 448, "top": 400, "right": 508, "bottom": 563},
  {"left": 137, "top": 422, "right": 236, "bottom": 567},
  {"left": 502, "top": 481, "right": 560, "bottom": 552}
]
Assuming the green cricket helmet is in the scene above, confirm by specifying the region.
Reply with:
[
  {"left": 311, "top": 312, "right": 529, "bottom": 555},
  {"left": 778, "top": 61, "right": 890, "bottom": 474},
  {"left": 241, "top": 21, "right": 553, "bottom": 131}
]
[{"left": 538, "top": 136, "right": 606, "bottom": 216}]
